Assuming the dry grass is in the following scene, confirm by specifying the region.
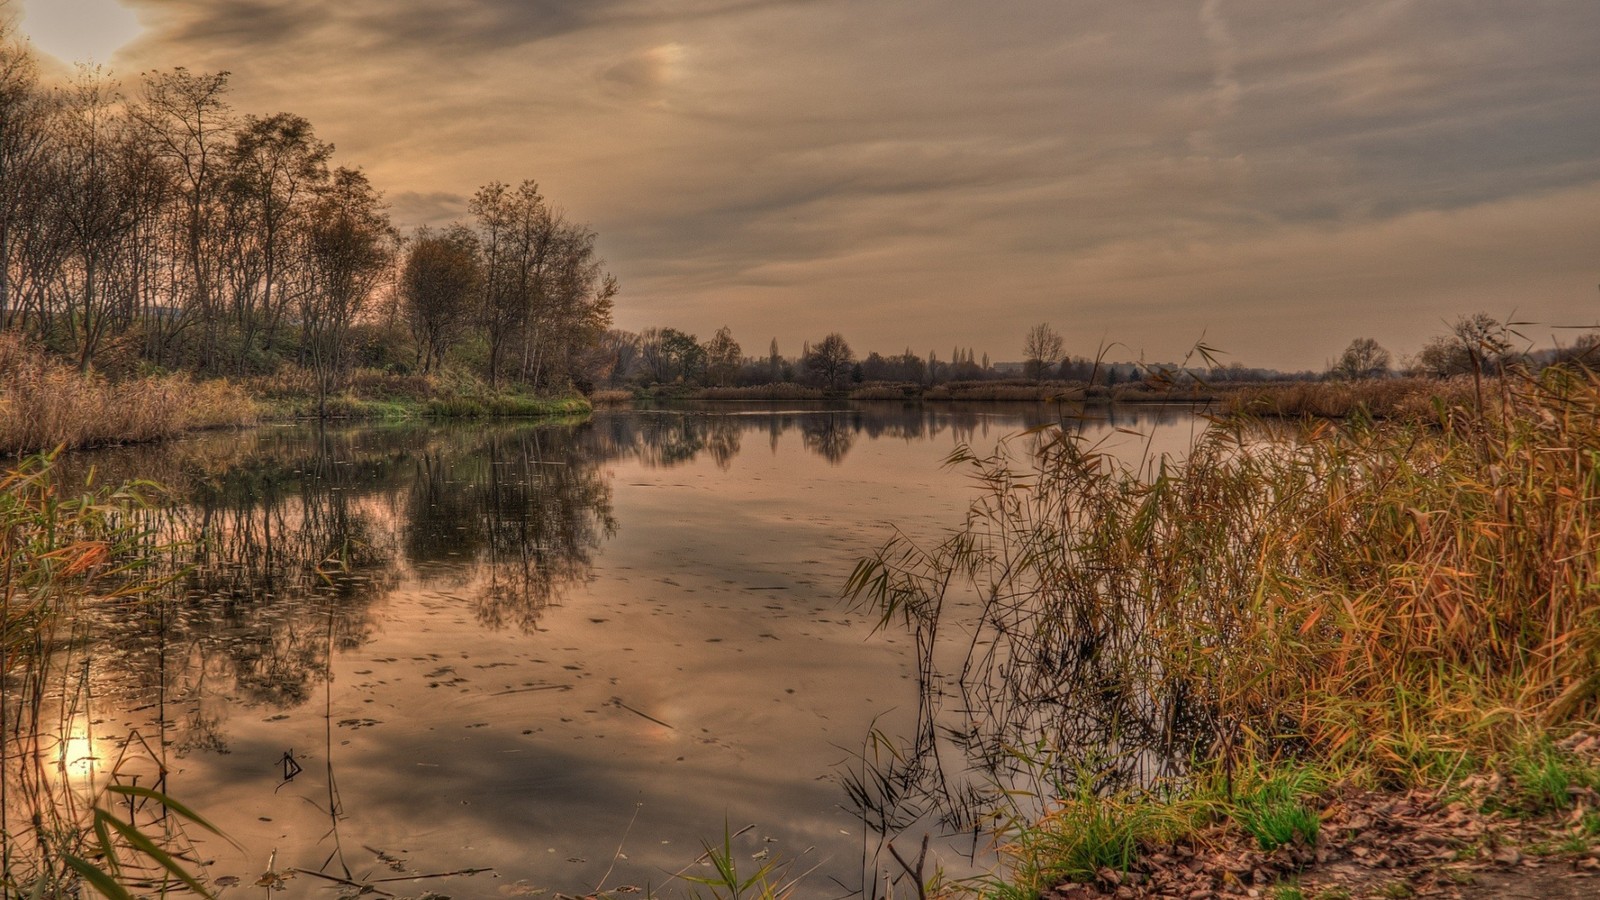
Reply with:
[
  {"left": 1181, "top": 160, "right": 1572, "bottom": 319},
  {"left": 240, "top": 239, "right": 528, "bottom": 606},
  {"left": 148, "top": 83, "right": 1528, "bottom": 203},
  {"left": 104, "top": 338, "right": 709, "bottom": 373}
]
[
  {"left": 589, "top": 388, "right": 635, "bottom": 405},
  {"left": 925, "top": 380, "right": 1083, "bottom": 401},
  {"left": 848, "top": 363, "right": 1600, "bottom": 787},
  {"left": 694, "top": 383, "right": 826, "bottom": 400},
  {"left": 0, "top": 335, "right": 257, "bottom": 456},
  {"left": 1221, "top": 377, "right": 1478, "bottom": 419}
]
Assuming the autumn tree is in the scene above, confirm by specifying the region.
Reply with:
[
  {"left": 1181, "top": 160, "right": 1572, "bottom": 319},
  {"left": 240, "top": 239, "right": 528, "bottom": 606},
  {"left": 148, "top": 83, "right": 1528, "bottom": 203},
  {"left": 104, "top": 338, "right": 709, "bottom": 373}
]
[
  {"left": 469, "top": 180, "right": 545, "bottom": 386},
  {"left": 1329, "top": 337, "right": 1390, "bottom": 380},
  {"left": 221, "top": 112, "right": 331, "bottom": 369},
  {"left": 401, "top": 225, "right": 479, "bottom": 373},
  {"left": 301, "top": 167, "right": 394, "bottom": 415},
  {"left": 1023, "top": 322, "right": 1064, "bottom": 382},
  {"left": 522, "top": 220, "right": 616, "bottom": 389}
]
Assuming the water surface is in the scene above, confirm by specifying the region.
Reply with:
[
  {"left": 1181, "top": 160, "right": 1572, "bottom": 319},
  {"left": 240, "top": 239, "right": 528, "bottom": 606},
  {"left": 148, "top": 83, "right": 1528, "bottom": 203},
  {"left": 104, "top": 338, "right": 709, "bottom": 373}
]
[{"left": 29, "top": 402, "right": 1204, "bottom": 896}]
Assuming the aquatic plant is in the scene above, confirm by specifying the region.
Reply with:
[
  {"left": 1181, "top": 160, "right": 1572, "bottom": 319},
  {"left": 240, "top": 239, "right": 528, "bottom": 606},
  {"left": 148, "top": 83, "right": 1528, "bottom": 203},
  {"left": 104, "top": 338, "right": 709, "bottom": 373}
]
[{"left": 1, "top": 453, "right": 224, "bottom": 898}]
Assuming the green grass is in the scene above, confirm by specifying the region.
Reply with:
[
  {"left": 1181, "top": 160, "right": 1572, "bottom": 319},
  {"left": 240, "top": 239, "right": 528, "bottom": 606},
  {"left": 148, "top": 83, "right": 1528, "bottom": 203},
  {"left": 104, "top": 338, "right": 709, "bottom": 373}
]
[
  {"left": 677, "top": 824, "right": 804, "bottom": 900},
  {"left": 1232, "top": 768, "right": 1323, "bottom": 851},
  {"left": 978, "top": 777, "right": 1222, "bottom": 898},
  {"left": 1494, "top": 739, "right": 1600, "bottom": 816}
]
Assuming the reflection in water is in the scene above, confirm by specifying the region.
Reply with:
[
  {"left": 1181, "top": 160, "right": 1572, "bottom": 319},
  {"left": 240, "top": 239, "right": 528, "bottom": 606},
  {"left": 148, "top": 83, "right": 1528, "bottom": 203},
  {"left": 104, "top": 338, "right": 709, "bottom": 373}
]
[
  {"left": 5, "top": 402, "right": 1205, "bottom": 897},
  {"left": 74, "top": 421, "right": 619, "bottom": 762}
]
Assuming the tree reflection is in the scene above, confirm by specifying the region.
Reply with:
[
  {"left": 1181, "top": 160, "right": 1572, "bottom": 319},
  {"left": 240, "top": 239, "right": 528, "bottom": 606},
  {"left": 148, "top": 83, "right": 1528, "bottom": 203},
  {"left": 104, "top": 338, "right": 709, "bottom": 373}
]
[{"left": 78, "top": 420, "right": 617, "bottom": 758}]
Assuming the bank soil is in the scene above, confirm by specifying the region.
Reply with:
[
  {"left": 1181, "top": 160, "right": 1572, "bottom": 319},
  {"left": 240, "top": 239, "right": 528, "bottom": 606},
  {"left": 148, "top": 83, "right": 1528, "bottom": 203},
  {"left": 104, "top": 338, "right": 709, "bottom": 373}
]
[{"left": 1039, "top": 785, "right": 1600, "bottom": 900}]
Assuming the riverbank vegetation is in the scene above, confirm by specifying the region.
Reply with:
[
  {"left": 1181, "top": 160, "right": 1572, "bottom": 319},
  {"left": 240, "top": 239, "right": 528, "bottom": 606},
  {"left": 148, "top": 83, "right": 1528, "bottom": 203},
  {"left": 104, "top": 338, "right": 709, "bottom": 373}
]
[
  {"left": 0, "top": 334, "right": 589, "bottom": 455},
  {"left": 847, "top": 360, "right": 1600, "bottom": 897},
  {"left": 0, "top": 26, "right": 611, "bottom": 436},
  {"left": 0, "top": 333, "right": 256, "bottom": 455}
]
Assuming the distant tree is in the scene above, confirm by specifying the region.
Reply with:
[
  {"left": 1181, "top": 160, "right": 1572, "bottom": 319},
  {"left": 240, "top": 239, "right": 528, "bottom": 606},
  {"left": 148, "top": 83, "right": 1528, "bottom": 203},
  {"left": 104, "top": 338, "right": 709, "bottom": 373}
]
[
  {"left": 663, "top": 328, "right": 705, "bottom": 383},
  {"left": 1553, "top": 331, "right": 1600, "bottom": 369},
  {"left": 1413, "top": 313, "right": 1512, "bottom": 378},
  {"left": 400, "top": 224, "right": 480, "bottom": 373},
  {"left": 1454, "top": 312, "right": 1514, "bottom": 374},
  {"left": 594, "top": 328, "right": 640, "bottom": 386},
  {"left": 1023, "top": 322, "right": 1064, "bottom": 381},
  {"left": 704, "top": 325, "right": 741, "bottom": 387},
  {"left": 804, "top": 332, "right": 854, "bottom": 389},
  {"left": 1329, "top": 337, "right": 1391, "bottom": 380},
  {"left": 767, "top": 337, "right": 783, "bottom": 382}
]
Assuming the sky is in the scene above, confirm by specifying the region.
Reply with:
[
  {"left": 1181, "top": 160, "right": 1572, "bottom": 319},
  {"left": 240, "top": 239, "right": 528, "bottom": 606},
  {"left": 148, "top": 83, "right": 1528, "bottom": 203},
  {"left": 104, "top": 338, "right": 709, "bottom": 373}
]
[{"left": 9, "top": 0, "right": 1600, "bottom": 370}]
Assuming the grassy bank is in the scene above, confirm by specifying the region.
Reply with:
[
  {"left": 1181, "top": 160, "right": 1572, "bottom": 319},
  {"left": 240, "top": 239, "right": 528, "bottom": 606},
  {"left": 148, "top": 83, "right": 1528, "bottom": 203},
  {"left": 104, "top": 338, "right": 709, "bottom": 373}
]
[
  {"left": 0, "top": 334, "right": 258, "bottom": 456},
  {"left": 0, "top": 337, "right": 591, "bottom": 455},
  {"left": 848, "top": 364, "right": 1600, "bottom": 897},
  {"left": 243, "top": 366, "right": 590, "bottom": 419}
]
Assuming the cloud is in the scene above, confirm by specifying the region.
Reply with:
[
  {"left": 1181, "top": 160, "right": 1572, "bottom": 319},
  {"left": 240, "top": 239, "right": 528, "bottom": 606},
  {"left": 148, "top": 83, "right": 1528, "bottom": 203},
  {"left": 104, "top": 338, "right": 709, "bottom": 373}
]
[{"left": 97, "top": 0, "right": 1600, "bottom": 368}]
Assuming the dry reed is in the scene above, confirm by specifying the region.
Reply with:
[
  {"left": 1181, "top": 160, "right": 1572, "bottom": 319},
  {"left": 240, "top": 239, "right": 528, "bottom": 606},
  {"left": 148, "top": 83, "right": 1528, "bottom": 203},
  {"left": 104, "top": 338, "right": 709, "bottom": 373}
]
[
  {"left": 848, "top": 364, "right": 1600, "bottom": 787},
  {"left": 0, "top": 335, "right": 257, "bottom": 455},
  {"left": 1221, "top": 376, "right": 1477, "bottom": 419}
]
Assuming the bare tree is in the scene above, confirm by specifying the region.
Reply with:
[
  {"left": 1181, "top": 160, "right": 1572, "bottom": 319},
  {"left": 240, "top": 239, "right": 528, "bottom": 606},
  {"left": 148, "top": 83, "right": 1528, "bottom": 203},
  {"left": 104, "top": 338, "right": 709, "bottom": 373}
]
[
  {"left": 0, "top": 24, "right": 55, "bottom": 331},
  {"left": 804, "top": 332, "right": 853, "bottom": 389},
  {"left": 400, "top": 224, "right": 480, "bottom": 373},
  {"left": 133, "top": 68, "right": 235, "bottom": 369},
  {"left": 704, "top": 325, "right": 741, "bottom": 387},
  {"left": 1023, "top": 322, "right": 1064, "bottom": 381},
  {"left": 592, "top": 328, "right": 640, "bottom": 387},
  {"left": 1329, "top": 337, "right": 1391, "bottom": 380},
  {"left": 1413, "top": 313, "right": 1513, "bottom": 378},
  {"left": 53, "top": 67, "right": 146, "bottom": 370}
]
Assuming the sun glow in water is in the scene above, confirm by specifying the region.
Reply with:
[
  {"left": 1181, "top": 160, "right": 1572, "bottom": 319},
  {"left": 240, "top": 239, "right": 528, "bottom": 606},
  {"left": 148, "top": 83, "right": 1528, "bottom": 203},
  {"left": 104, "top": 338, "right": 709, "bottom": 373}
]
[{"left": 16, "top": 0, "right": 142, "bottom": 65}]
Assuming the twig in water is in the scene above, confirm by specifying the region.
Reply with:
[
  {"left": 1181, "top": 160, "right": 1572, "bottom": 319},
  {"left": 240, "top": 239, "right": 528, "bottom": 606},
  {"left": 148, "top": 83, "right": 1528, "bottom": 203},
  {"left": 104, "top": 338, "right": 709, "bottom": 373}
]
[
  {"left": 610, "top": 696, "right": 674, "bottom": 730},
  {"left": 594, "top": 802, "right": 644, "bottom": 893}
]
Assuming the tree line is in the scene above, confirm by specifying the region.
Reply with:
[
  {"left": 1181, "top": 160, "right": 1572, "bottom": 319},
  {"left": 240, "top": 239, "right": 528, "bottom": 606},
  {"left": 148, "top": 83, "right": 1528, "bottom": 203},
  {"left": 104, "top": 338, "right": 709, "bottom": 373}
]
[
  {"left": 0, "top": 24, "right": 614, "bottom": 411},
  {"left": 592, "top": 325, "right": 1017, "bottom": 391},
  {"left": 598, "top": 313, "right": 1600, "bottom": 396}
]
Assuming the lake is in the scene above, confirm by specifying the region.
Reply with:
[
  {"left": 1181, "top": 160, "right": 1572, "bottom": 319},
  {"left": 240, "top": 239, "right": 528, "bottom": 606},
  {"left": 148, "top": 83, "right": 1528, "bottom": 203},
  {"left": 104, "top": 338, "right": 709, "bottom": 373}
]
[{"left": 21, "top": 402, "right": 1205, "bottom": 897}]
